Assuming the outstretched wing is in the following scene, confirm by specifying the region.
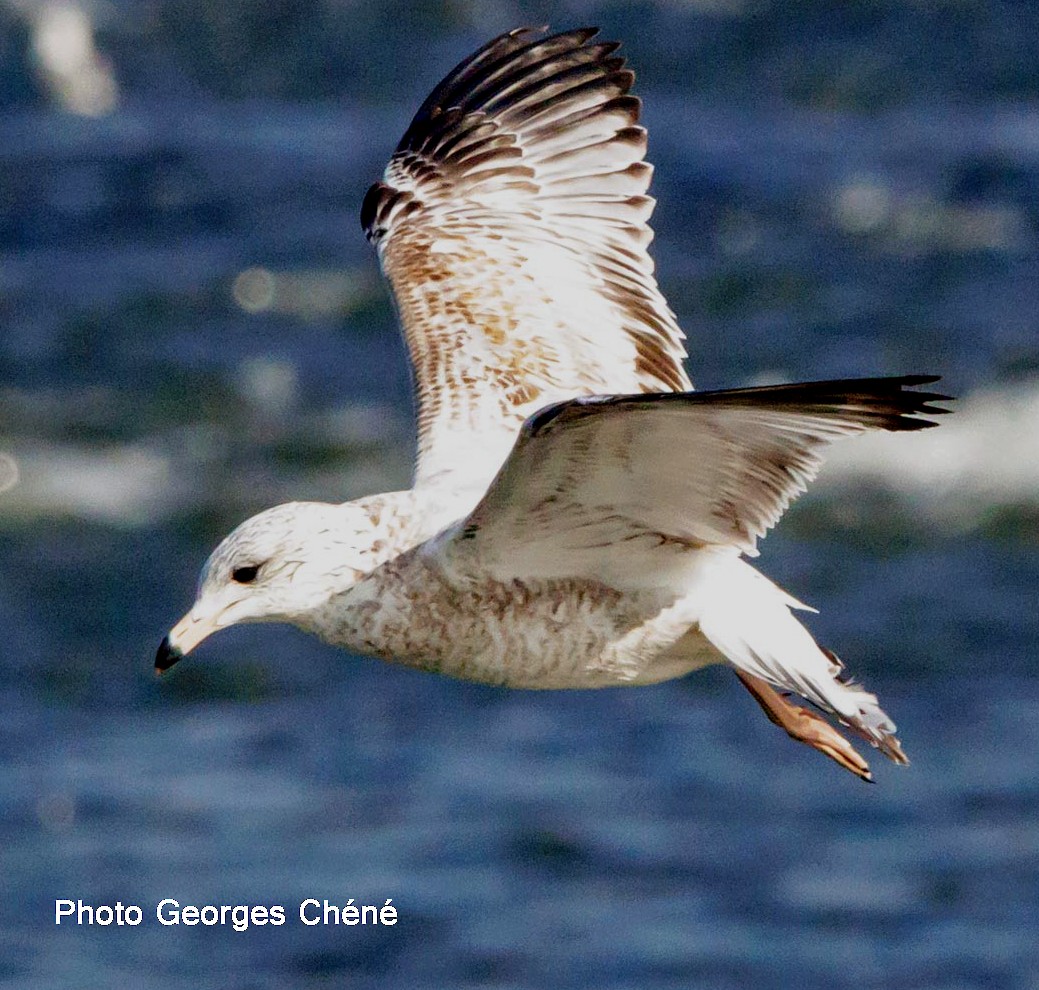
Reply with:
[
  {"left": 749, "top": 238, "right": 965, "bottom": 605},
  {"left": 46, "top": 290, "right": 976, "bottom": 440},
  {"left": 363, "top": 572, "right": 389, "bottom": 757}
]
[
  {"left": 442, "top": 376, "right": 948, "bottom": 579},
  {"left": 362, "top": 27, "right": 690, "bottom": 494}
]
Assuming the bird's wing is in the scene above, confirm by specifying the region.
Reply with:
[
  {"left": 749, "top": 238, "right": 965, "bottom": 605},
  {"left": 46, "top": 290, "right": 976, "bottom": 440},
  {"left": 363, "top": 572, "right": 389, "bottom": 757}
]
[
  {"left": 440, "top": 376, "right": 948, "bottom": 579},
  {"left": 362, "top": 26, "right": 689, "bottom": 495}
]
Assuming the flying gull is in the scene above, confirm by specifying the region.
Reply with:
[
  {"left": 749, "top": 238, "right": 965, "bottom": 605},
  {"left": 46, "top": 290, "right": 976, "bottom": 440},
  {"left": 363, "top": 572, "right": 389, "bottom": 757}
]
[{"left": 156, "top": 27, "right": 948, "bottom": 781}]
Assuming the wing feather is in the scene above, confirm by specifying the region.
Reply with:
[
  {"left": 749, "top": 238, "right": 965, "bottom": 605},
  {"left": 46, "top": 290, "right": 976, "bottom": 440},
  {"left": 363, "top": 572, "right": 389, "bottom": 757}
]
[
  {"left": 443, "top": 376, "right": 949, "bottom": 579},
  {"left": 363, "top": 27, "right": 690, "bottom": 495}
]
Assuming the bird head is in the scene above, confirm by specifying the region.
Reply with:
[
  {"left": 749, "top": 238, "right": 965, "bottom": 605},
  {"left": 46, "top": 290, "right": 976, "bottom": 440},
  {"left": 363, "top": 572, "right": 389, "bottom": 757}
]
[{"left": 155, "top": 501, "right": 377, "bottom": 674}]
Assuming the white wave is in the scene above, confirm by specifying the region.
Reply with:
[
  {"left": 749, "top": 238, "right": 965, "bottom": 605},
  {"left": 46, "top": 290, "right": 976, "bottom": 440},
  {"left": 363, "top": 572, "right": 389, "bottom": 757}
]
[
  {"left": 0, "top": 442, "right": 177, "bottom": 526},
  {"left": 0, "top": 452, "right": 19, "bottom": 494},
  {"left": 820, "top": 377, "right": 1039, "bottom": 512}
]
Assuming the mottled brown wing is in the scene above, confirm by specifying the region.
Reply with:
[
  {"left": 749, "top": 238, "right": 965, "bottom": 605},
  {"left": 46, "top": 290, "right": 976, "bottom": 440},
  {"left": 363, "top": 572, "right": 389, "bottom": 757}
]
[{"left": 362, "top": 27, "right": 690, "bottom": 494}]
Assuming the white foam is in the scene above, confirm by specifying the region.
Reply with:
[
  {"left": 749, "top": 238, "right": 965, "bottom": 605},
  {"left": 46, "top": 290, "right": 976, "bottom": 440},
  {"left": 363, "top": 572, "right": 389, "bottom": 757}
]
[
  {"left": 0, "top": 452, "right": 19, "bottom": 494},
  {"left": 0, "top": 442, "right": 176, "bottom": 526},
  {"left": 820, "top": 377, "right": 1039, "bottom": 511}
]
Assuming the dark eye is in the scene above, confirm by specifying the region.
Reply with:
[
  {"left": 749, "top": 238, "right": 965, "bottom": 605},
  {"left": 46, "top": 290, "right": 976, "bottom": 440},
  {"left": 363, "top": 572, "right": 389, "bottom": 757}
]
[{"left": 232, "top": 564, "right": 261, "bottom": 584}]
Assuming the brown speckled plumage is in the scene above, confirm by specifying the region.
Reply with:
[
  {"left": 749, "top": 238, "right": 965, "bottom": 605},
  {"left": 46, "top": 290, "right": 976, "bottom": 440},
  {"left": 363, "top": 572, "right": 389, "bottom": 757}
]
[
  {"left": 160, "top": 28, "right": 951, "bottom": 782},
  {"left": 362, "top": 27, "right": 690, "bottom": 492}
]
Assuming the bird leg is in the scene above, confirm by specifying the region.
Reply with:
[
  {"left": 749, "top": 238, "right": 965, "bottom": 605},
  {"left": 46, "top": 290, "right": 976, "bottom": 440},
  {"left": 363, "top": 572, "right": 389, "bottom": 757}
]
[{"left": 735, "top": 670, "right": 874, "bottom": 782}]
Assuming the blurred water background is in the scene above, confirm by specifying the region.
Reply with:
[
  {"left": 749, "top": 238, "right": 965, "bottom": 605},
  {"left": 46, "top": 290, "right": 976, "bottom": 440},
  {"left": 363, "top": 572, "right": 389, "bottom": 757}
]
[{"left": 2, "top": 1, "right": 1038, "bottom": 987}]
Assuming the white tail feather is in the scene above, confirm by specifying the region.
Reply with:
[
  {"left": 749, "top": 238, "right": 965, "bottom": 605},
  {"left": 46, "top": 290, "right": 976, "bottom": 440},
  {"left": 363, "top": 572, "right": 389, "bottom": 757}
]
[{"left": 696, "top": 556, "right": 905, "bottom": 761}]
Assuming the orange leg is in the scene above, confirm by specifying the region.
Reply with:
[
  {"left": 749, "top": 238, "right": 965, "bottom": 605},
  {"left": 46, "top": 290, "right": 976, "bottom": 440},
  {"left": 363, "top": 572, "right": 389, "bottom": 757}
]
[{"left": 735, "top": 670, "right": 875, "bottom": 782}]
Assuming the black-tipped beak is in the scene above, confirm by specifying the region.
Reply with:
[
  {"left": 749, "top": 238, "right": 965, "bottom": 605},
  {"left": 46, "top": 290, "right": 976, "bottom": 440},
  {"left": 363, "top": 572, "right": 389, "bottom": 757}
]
[
  {"left": 156, "top": 610, "right": 221, "bottom": 675},
  {"left": 155, "top": 635, "right": 183, "bottom": 675}
]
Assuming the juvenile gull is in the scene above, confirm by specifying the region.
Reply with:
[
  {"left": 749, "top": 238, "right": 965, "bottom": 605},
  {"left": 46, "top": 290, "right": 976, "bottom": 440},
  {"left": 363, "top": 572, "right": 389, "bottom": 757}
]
[{"left": 157, "top": 28, "right": 949, "bottom": 781}]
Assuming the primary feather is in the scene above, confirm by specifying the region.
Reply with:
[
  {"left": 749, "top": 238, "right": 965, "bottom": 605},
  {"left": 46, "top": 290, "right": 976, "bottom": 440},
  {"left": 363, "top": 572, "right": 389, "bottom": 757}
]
[{"left": 361, "top": 27, "right": 689, "bottom": 497}]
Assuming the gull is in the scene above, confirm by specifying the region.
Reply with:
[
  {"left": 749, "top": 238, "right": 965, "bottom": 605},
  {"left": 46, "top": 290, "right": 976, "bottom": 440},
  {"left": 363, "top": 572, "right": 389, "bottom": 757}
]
[{"left": 156, "top": 27, "right": 948, "bottom": 781}]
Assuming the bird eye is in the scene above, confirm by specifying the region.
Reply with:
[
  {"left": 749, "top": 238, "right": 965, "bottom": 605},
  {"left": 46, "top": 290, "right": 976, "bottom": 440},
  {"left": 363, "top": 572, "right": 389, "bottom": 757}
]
[{"left": 232, "top": 564, "right": 261, "bottom": 584}]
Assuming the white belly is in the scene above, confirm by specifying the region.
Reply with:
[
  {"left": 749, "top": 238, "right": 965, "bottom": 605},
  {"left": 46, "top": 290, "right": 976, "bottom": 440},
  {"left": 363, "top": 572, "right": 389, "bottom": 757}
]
[{"left": 319, "top": 561, "right": 724, "bottom": 689}]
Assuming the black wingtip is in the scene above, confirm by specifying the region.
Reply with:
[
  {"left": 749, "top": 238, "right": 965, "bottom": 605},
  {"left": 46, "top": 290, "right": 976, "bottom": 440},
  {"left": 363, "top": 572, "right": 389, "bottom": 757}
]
[
  {"left": 897, "top": 374, "right": 940, "bottom": 385},
  {"left": 887, "top": 374, "right": 955, "bottom": 427},
  {"left": 892, "top": 374, "right": 954, "bottom": 403},
  {"left": 523, "top": 374, "right": 954, "bottom": 438}
]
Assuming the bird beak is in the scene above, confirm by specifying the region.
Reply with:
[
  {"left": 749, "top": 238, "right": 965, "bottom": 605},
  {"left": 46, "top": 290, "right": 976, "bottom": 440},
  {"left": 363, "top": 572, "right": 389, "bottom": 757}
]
[{"left": 155, "top": 611, "right": 220, "bottom": 675}]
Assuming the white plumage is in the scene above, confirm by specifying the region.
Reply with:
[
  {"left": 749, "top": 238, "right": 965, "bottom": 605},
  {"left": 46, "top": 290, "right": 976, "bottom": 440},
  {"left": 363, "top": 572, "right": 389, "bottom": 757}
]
[{"left": 158, "top": 27, "right": 948, "bottom": 781}]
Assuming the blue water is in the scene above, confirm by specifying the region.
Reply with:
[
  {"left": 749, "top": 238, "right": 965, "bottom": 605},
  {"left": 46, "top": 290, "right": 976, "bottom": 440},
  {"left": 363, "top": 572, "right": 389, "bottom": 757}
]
[{"left": 2, "top": 3, "right": 1038, "bottom": 988}]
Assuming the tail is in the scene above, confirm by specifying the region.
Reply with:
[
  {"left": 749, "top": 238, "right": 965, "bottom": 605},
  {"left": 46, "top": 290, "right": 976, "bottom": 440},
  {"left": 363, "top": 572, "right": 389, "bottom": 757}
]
[{"left": 697, "top": 557, "right": 907, "bottom": 765}]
